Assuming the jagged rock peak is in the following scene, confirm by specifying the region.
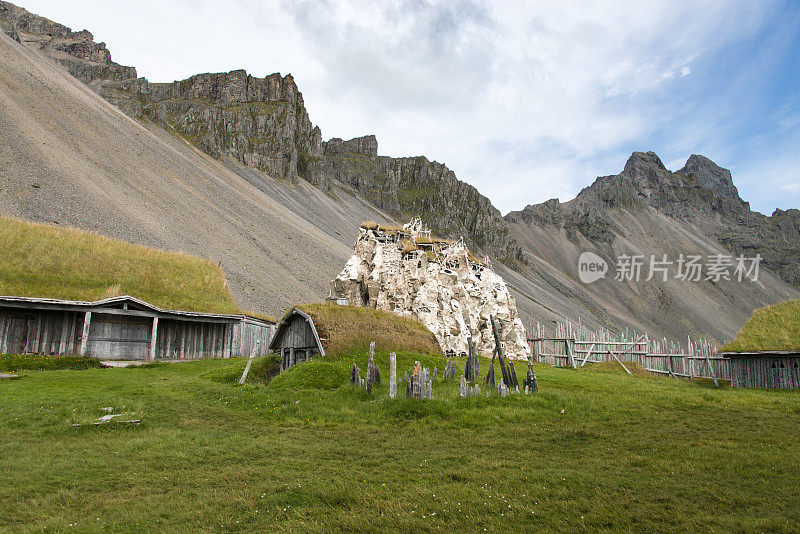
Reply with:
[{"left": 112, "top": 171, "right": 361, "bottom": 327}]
[
  {"left": 678, "top": 154, "right": 739, "bottom": 199},
  {"left": 324, "top": 135, "right": 378, "bottom": 156},
  {"left": 623, "top": 151, "right": 667, "bottom": 174},
  {"left": 0, "top": 0, "right": 77, "bottom": 38}
]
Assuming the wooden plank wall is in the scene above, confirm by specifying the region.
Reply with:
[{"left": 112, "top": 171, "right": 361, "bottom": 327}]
[
  {"left": 155, "top": 319, "right": 230, "bottom": 360},
  {"left": 233, "top": 321, "right": 273, "bottom": 358},
  {"left": 274, "top": 316, "right": 318, "bottom": 351},
  {"left": 86, "top": 314, "right": 151, "bottom": 360},
  {"left": 731, "top": 356, "right": 800, "bottom": 389},
  {"left": 274, "top": 316, "right": 320, "bottom": 370},
  {"left": 0, "top": 308, "right": 83, "bottom": 355},
  {"left": 1, "top": 307, "right": 274, "bottom": 361}
]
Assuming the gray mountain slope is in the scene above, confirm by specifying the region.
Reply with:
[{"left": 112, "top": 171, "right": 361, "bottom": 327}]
[
  {"left": 0, "top": 30, "right": 394, "bottom": 316},
  {"left": 505, "top": 152, "right": 800, "bottom": 342}
]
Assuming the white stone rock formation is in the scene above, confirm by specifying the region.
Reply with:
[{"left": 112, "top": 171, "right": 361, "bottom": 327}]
[{"left": 330, "top": 218, "right": 530, "bottom": 359}]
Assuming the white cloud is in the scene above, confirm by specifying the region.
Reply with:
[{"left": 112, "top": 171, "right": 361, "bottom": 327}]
[{"left": 18, "top": 0, "right": 796, "bottom": 214}]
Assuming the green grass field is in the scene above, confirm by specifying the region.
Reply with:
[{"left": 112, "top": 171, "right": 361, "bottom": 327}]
[{"left": 2, "top": 350, "right": 799, "bottom": 533}]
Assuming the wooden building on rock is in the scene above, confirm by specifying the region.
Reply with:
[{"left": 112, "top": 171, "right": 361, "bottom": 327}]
[
  {"left": 269, "top": 307, "right": 325, "bottom": 371},
  {"left": 0, "top": 295, "right": 274, "bottom": 361}
]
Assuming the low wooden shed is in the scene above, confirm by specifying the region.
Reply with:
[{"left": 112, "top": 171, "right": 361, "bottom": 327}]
[
  {"left": 719, "top": 351, "right": 800, "bottom": 389},
  {"left": 0, "top": 295, "right": 274, "bottom": 361},
  {"left": 269, "top": 307, "right": 325, "bottom": 371}
]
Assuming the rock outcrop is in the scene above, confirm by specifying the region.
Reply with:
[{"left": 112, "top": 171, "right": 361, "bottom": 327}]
[{"left": 331, "top": 219, "right": 529, "bottom": 359}]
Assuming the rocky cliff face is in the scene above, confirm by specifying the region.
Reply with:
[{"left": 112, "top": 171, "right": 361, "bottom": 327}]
[
  {"left": 0, "top": 1, "right": 522, "bottom": 263},
  {"left": 0, "top": 1, "right": 136, "bottom": 82},
  {"left": 305, "top": 139, "right": 524, "bottom": 262},
  {"left": 330, "top": 220, "right": 529, "bottom": 359}
]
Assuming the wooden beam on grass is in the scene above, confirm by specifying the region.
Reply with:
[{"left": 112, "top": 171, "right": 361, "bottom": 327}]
[{"left": 608, "top": 349, "right": 632, "bottom": 375}]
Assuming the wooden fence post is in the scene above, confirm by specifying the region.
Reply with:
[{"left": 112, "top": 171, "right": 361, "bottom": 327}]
[
  {"left": 389, "top": 352, "right": 397, "bottom": 399},
  {"left": 608, "top": 349, "right": 632, "bottom": 375},
  {"left": 149, "top": 316, "right": 159, "bottom": 361},
  {"left": 705, "top": 348, "right": 719, "bottom": 388},
  {"left": 79, "top": 311, "right": 92, "bottom": 357},
  {"left": 580, "top": 343, "right": 595, "bottom": 366},
  {"left": 565, "top": 339, "right": 577, "bottom": 369},
  {"left": 238, "top": 338, "right": 260, "bottom": 384}
]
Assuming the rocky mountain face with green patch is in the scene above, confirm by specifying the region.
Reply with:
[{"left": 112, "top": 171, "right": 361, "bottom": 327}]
[{"left": 0, "top": 1, "right": 520, "bottom": 262}]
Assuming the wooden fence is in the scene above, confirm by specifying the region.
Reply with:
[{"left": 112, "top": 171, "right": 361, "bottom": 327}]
[{"left": 529, "top": 320, "right": 729, "bottom": 383}]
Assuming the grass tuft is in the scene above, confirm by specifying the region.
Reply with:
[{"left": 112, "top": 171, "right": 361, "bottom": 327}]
[{"left": 0, "top": 354, "right": 104, "bottom": 372}]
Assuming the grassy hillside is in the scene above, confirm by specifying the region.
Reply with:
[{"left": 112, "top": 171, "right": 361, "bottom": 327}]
[
  {"left": 721, "top": 299, "right": 800, "bottom": 352},
  {"left": 299, "top": 303, "right": 442, "bottom": 357},
  {"left": 1, "top": 351, "right": 799, "bottom": 531},
  {"left": 0, "top": 215, "right": 239, "bottom": 313}
]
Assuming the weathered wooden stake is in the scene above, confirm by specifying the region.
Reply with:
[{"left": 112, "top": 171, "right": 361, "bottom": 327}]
[
  {"left": 350, "top": 363, "right": 363, "bottom": 386},
  {"left": 565, "top": 338, "right": 577, "bottom": 369},
  {"left": 484, "top": 364, "right": 495, "bottom": 388},
  {"left": 608, "top": 349, "right": 632, "bottom": 375},
  {"left": 389, "top": 352, "right": 397, "bottom": 399},
  {"left": 498, "top": 381, "right": 510, "bottom": 397},
  {"left": 149, "top": 316, "right": 159, "bottom": 361},
  {"left": 524, "top": 357, "right": 539, "bottom": 393},
  {"left": 238, "top": 338, "right": 260, "bottom": 384},
  {"left": 365, "top": 341, "right": 380, "bottom": 393},
  {"left": 705, "top": 352, "right": 719, "bottom": 388},
  {"left": 580, "top": 343, "right": 595, "bottom": 366},
  {"left": 491, "top": 315, "right": 517, "bottom": 390},
  {"left": 79, "top": 311, "right": 92, "bottom": 357}
]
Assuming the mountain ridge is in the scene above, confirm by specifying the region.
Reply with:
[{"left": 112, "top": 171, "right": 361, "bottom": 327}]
[{"left": 510, "top": 151, "right": 800, "bottom": 287}]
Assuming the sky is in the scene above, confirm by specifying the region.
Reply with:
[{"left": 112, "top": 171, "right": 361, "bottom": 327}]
[{"left": 20, "top": 0, "right": 800, "bottom": 216}]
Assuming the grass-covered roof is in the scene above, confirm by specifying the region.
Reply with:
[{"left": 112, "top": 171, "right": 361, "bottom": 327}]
[
  {"left": 720, "top": 299, "right": 800, "bottom": 353},
  {"left": 0, "top": 215, "right": 249, "bottom": 315},
  {"left": 298, "top": 303, "right": 442, "bottom": 358}
]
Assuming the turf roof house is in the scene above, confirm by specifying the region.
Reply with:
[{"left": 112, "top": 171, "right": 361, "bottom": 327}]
[
  {"left": 718, "top": 300, "right": 800, "bottom": 389},
  {"left": 0, "top": 295, "right": 274, "bottom": 360}
]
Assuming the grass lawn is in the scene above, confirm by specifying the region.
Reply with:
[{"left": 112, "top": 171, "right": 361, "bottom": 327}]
[{"left": 1, "top": 350, "right": 799, "bottom": 532}]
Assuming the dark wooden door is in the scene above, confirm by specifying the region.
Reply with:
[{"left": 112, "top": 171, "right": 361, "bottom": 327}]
[{"left": 6, "top": 316, "right": 30, "bottom": 354}]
